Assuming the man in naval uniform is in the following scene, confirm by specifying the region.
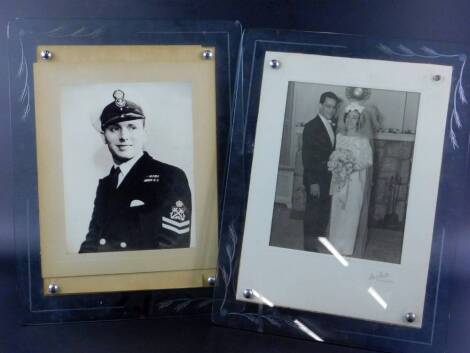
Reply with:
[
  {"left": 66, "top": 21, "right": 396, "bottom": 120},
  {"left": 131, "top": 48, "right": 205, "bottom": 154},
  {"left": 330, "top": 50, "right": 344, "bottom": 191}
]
[
  {"left": 302, "top": 91, "right": 339, "bottom": 252},
  {"left": 79, "top": 89, "right": 191, "bottom": 253}
]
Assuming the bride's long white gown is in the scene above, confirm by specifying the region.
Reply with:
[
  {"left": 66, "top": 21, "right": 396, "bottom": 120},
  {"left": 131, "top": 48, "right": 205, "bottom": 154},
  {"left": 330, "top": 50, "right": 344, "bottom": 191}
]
[{"left": 329, "top": 134, "right": 373, "bottom": 256}]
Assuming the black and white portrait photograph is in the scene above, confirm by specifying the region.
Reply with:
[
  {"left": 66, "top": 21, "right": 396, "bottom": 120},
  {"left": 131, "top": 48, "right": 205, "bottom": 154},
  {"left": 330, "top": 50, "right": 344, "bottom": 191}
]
[
  {"left": 61, "top": 83, "right": 195, "bottom": 254},
  {"left": 33, "top": 45, "right": 219, "bottom": 294},
  {"left": 269, "top": 83, "right": 419, "bottom": 264}
]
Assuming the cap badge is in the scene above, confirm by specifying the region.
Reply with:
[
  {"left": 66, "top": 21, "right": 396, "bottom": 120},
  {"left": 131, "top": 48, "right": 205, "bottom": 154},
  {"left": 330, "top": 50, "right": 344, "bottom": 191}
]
[{"left": 113, "top": 89, "right": 127, "bottom": 108}]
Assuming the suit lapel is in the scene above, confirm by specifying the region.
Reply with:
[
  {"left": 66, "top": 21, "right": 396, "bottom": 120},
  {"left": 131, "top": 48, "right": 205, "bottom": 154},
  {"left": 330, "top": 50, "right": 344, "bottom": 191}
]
[
  {"left": 331, "top": 121, "right": 337, "bottom": 149},
  {"left": 116, "top": 152, "right": 149, "bottom": 195},
  {"left": 314, "top": 115, "right": 334, "bottom": 149}
]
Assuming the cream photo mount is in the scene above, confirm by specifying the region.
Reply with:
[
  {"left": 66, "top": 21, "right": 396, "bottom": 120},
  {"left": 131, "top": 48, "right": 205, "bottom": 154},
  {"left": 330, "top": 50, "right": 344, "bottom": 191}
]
[
  {"left": 33, "top": 45, "right": 218, "bottom": 295},
  {"left": 236, "top": 51, "right": 452, "bottom": 327}
]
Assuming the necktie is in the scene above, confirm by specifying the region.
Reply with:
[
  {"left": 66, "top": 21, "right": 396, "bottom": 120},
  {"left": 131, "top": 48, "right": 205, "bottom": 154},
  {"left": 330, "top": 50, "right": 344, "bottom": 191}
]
[{"left": 110, "top": 167, "right": 121, "bottom": 189}]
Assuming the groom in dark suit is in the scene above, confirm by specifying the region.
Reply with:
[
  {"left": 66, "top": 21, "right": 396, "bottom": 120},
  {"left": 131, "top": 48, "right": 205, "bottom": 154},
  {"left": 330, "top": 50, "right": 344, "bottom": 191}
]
[{"left": 302, "top": 91, "right": 340, "bottom": 251}]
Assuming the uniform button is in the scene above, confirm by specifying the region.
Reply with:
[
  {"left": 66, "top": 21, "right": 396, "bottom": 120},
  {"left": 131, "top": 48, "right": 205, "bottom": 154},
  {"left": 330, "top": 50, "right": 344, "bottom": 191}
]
[
  {"left": 99, "top": 238, "right": 106, "bottom": 245},
  {"left": 120, "top": 242, "right": 127, "bottom": 248}
]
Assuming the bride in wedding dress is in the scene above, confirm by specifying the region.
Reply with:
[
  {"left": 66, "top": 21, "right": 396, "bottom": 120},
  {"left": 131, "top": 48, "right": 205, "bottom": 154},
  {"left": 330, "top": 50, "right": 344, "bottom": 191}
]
[{"left": 328, "top": 102, "right": 373, "bottom": 256}]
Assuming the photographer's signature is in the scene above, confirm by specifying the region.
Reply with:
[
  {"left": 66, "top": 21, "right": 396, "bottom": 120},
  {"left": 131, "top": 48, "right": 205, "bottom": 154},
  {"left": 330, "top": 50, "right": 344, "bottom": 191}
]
[{"left": 369, "top": 272, "right": 394, "bottom": 283}]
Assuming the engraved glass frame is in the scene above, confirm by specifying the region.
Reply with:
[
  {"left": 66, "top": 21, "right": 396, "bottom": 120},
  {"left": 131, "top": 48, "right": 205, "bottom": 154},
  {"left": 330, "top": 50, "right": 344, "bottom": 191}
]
[
  {"left": 8, "top": 19, "right": 241, "bottom": 323},
  {"left": 212, "top": 30, "right": 468, "bottom": 353}
]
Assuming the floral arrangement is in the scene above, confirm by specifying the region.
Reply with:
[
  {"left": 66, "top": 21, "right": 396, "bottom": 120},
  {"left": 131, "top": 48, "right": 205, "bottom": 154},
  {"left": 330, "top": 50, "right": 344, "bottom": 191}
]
[{"left": 327, "top": 148, "right": 358, "bottom": 194}]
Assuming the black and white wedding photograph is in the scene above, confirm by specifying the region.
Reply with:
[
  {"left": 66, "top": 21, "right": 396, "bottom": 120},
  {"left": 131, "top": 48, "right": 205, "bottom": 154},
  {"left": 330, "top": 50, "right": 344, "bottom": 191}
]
[{"left": 269, "top": 82, "right": 420, "bottom": 264}]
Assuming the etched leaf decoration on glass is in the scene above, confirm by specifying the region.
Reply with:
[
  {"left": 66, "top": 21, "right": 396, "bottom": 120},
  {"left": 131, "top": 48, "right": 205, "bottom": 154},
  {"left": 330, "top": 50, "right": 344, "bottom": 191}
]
[
  {"left": 397, "top": 44, "right": 415, "bottom": 56},
  {"left": 225, "top": 244, "right": 232, "bottom": 260},
  {"left": 377, "top": 44, "right": 395, "bottom": 56},
  {"left": 452, "top": 109, "right": 462, "bottom": 128},
  {"left": 421, "top": 46, "right": 440, "bottom": 56},
  {"left": 450, "top": 128, "right": 458, "bottom": 148},
  {"left": 157, "top": 300, "right": 174, "bottom": 310},
  {"left": 458, "top": 84, "right": 468, "bottom": 104},
  {"left": 228, "top": 224, "right": 237, "bottom": 247},
  {"left": 220, "top": 266, "right": 229, "bottom": 286},
  {"left": 264, "top": 316, "right": 282, "bottom": 328},
  {"left": 244, "top": 314, "right": 260, "bottom": 325},
  {"left": 196, "top": 299, "right": 214, "bottom": 308},
  {"left": 175, "top": 300, "right": 192, "bottom": 312}
]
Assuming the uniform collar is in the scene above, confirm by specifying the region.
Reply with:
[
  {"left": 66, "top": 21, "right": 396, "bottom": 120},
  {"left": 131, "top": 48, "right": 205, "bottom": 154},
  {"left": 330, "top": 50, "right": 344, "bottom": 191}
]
[{"left": 114, "top": 151, "right": 144, "bottom": 179}]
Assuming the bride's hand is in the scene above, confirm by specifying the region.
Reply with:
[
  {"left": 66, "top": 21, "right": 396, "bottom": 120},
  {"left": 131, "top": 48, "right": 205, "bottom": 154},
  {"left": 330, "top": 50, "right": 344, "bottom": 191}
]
[{"left": 310, "top": 184, "right": 320, "bottom": 198}]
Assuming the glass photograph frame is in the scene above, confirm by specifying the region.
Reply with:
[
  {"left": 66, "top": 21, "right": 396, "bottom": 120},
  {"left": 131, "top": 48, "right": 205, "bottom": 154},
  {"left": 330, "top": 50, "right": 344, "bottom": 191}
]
[
  {"left": 8, "top": 19, "right": 241, "bottom": 323},
  {"left": 212, "top": 30, "right": 468, "bottom": 353}
]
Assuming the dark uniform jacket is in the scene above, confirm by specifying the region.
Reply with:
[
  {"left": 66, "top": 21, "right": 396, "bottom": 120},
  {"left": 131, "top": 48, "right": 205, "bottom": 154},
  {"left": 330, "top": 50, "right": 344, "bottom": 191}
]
[
  {"left": 302, "top": 115, "right": 335, "bottom": 198},
  {"left": 79, "top": 152, "right": 191, "bottom": 253}
]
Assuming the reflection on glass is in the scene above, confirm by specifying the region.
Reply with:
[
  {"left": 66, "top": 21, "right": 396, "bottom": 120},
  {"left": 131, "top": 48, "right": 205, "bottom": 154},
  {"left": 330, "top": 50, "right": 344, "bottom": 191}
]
[
  {"left": 367, "top": 287, "right": 388, "bottom": 309},
  {"left": 294, "top": 319, "right": 324, "bottom": 342},
  {"left": 318, "top": 237, "right": 349, "bottom": 267},
  {"left": 252, "top": 289, "right": 274, "bottom": 307}
]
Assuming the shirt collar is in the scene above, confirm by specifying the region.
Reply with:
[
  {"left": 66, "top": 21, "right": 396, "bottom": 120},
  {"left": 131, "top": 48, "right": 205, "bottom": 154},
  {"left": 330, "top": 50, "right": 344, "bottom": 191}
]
[
  {"left": 114, "top": 151, "right": 144, "bottom": 177},
  {"left": 318, "top": 113, "right": 332, "bottom": 125}
]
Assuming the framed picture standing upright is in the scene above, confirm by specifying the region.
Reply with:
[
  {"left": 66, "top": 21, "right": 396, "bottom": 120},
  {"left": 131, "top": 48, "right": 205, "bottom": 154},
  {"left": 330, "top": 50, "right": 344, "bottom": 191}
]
[
  {"left": 8, "top": 19, "right": 241, "bottom": 323},
  {"left": 212, "top": 29, "right": 468, "bottom": 353}
]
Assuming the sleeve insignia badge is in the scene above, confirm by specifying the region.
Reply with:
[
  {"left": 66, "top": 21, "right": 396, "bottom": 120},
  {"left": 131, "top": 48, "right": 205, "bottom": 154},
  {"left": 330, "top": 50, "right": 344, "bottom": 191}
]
[
  {"left": 170, "top": 200, "right": 186, "bottom": 221},
  {"left": 162, "top": 201, "right": 190, "bottom": 235}
]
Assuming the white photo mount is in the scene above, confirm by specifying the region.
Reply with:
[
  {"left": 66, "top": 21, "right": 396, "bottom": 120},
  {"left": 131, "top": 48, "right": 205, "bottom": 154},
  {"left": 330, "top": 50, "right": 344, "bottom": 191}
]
[{"left": 235, "top": 51, "right": 453, "bottom": 327}]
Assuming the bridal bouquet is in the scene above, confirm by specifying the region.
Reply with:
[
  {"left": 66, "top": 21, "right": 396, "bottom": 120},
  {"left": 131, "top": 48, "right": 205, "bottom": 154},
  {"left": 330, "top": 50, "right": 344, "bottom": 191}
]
[{"left": 327, "top": 148, "right": 358, "bottom": 194}]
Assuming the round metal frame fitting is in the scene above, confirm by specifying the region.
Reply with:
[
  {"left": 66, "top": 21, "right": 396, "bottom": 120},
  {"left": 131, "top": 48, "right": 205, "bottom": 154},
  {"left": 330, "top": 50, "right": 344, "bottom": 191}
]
[
  {"left": 432, "top": 74, "right": 442, "bottom": 82},
  {"left": 48, "top": 283, "right": 59, "bottom": 294},
  {"left": 207, "top": 276, "right": 216, "bottom": 286},
  {"left": 404, "top": 312, "right": 416, "bottom": 323},
  {"left": 269, "top": 59, "right": 281, "bottom": 69},
  {"left": 243, "top": 288, "right": 254, "bottom": 299},
  {"left": 202, "top": 50, "right": 213, "bottom": 60},
  {"left": 40, "top": 50, "right": 53, "bottom": 61}
]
